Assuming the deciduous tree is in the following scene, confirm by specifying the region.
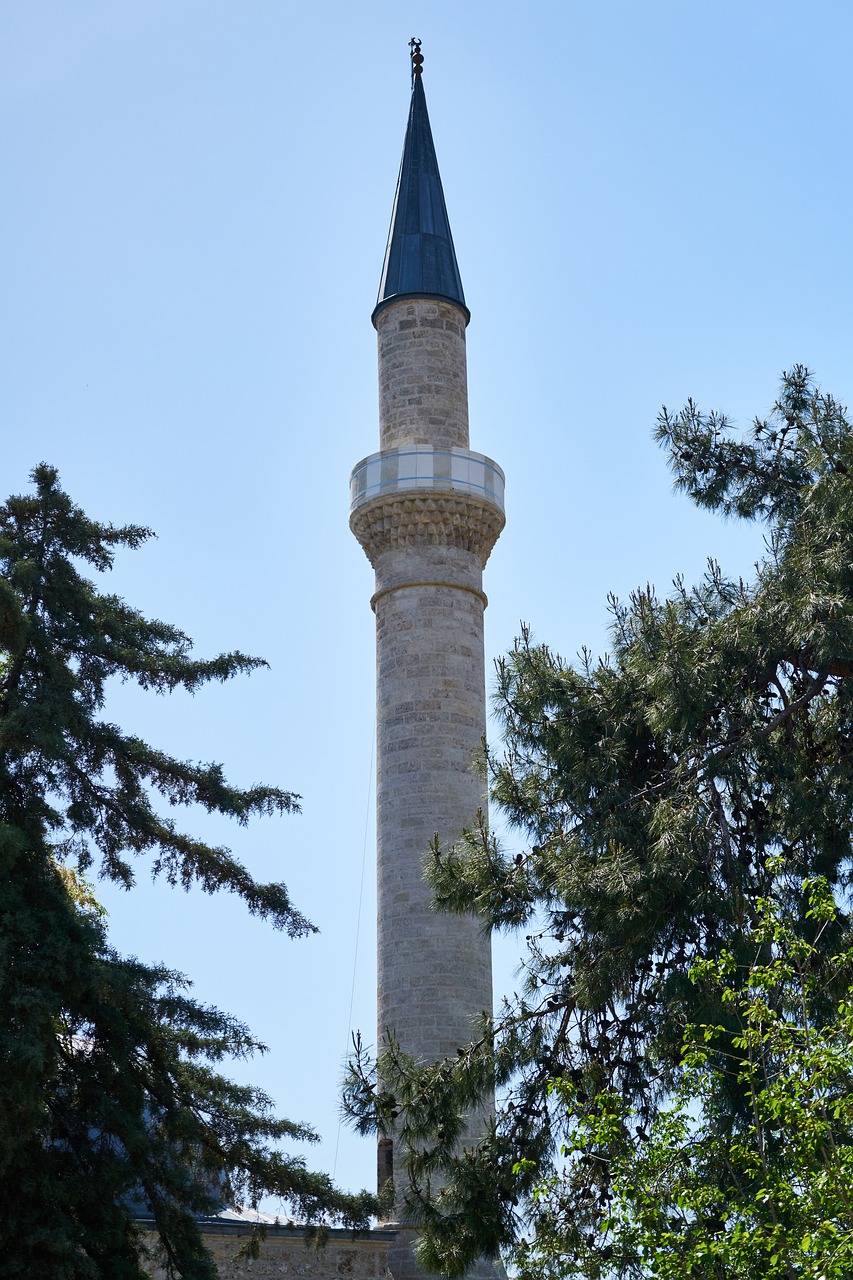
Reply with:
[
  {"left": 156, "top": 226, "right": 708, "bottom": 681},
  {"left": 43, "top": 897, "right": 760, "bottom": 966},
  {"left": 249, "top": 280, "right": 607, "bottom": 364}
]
[{"left": 516, "top": 875, "right": 853, "bottom": 1280}]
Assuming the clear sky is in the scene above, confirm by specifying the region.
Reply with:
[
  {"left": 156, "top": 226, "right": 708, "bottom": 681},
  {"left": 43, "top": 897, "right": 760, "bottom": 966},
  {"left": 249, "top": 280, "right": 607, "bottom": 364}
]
[{"left": 3, "top": 0, "right": 853, "bottom": 1207}]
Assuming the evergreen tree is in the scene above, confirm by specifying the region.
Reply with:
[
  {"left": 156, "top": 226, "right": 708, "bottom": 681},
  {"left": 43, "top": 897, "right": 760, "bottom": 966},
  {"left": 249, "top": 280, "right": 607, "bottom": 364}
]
[
  {"left": 0, "top": 465, "right": 373, "bottom": 1278},
  {"left": 344, "top": 367, "right": 853, "bottom": 1276}
]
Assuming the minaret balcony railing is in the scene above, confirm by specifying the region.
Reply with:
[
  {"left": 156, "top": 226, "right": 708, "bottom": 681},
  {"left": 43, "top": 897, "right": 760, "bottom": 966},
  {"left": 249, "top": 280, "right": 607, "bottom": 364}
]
[{"left": 350, "top": 446, "right": 505, "bottom": 515}]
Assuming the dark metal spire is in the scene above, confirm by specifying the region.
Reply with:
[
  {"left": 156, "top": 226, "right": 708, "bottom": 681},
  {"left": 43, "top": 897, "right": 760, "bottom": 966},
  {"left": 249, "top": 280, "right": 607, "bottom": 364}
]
[{"left": 372, "top": 41, "right": 468, "bottom": 326}]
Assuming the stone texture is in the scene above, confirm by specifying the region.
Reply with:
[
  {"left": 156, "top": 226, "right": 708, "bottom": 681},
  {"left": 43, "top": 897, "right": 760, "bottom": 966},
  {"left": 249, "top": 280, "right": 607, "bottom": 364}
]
[
  {"left": 352, "top": 292, "right": 505, "bottom": 1243},
  {"left": 140, "top": 1227, "right": 395, "bottom": 1280},
  {"left": 374, "top": 545, "right": 493, "bottom": 1075},
  {"left": 376, "top": 299, "right": 470, "bottom": 452},
  {"left": 350, "top": 491, "right": 504, "bottom": 568}
]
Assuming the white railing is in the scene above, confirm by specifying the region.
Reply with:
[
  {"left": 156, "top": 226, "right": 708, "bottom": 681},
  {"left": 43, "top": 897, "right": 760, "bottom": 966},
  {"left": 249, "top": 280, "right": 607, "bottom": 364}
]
[{"left": 350, "top": 447, "right": 505, "bottom": 513}]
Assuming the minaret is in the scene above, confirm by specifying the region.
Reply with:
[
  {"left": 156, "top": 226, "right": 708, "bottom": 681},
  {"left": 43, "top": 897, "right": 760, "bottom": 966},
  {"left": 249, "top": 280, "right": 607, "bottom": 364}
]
[{"left": 350, "top": 40, "right": 505, "bottom": 1252}]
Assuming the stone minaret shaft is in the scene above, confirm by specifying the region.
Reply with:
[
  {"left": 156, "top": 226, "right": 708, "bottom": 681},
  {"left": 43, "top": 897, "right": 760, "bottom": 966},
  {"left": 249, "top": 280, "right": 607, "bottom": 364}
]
[{"left": 350, "top": 46, "right": 505, "bottom": 1223}]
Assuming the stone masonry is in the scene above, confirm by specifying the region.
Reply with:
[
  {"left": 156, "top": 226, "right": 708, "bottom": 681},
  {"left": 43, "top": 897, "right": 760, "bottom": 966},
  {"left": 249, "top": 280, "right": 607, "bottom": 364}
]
[
  {"left": 376, "top": 300, "right": 470, "bottom": 451},
  {"left": 350, "top": 290, "right": 505, "bottom": 1238},
  {"left": 140, "top": 1225, "right": 396, "bottom": 1280},
  {"left": 353, "top": 50, "right": 506, "bottom": 1280}
]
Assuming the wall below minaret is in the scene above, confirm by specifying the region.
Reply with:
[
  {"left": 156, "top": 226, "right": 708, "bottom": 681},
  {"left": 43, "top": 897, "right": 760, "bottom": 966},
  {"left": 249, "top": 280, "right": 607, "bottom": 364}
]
[
  {"left": 140, "top": 1225, "right": 397, "bottom": 1279},
  {"left": 376, "top": 299, "right": 469, "bottom": 451}
]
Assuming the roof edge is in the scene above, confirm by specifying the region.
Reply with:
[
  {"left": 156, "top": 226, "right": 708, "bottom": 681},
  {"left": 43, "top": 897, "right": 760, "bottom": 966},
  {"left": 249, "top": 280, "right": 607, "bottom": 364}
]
[{"left": 371, "top": 291, "right": 471, "bottom": 329}]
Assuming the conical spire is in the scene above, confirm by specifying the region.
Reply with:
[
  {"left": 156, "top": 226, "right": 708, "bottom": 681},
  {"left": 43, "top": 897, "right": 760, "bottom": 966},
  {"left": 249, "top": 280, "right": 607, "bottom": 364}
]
[{"left": 373, "top": 43, "right": 468, "bottom": 326}]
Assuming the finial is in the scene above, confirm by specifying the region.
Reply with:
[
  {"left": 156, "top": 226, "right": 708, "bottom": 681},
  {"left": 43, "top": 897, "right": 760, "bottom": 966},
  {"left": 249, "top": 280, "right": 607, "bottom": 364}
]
[{"left": 409, "top": 37, "right": 424, "bottom": 84}]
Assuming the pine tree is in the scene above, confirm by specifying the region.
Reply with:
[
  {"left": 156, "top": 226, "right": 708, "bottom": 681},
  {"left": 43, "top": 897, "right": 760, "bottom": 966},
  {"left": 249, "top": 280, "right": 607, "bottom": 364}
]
[
  {"left": 0, "top": 465, "right": 373, "bottom": 1278},
  {"left": 344, "top": 367, "right": 853, "bottom": 1276}
]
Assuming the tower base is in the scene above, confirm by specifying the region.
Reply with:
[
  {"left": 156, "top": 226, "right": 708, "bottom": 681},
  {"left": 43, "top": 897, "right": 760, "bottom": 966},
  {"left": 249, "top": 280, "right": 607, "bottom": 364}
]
[{"left": 386, "top": 1227, "right": 507, "bottom": 1280}]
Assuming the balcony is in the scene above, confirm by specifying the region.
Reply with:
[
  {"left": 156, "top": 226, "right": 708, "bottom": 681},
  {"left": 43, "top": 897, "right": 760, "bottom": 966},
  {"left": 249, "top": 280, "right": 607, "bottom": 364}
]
[{"left": 350, "top": 447, "right": 505, "bottom": 514}]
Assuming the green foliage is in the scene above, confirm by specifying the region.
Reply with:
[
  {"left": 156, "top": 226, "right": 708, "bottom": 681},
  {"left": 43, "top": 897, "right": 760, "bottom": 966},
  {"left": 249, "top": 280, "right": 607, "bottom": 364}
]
[
  {"left": 517, "top": 878, "right": 853, "bottom": 1279},
  {"left": 343, "top": 368, "right": 853, "bottom": 1274},
  {"left": 0, "top": 466, "right": 374, "bottom": 1277}
]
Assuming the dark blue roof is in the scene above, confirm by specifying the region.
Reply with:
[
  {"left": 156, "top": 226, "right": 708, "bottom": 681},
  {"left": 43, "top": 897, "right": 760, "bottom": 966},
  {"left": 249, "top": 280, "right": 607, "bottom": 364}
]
[{"left": 373, "top": 73, "right": 468, "bottom": 326}]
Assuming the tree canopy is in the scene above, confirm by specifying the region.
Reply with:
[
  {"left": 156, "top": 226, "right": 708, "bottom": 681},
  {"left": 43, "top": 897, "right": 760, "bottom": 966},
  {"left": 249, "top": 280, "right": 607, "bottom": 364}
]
[
  {"left": 516, "top": 875, "right": 853, "bottom": 1280},
  {"left": 0, "top": 465, "right": 373, "bottom": 1278},
  {"left": 344, "top": 367, "right": 853, "bottom": 1277}
]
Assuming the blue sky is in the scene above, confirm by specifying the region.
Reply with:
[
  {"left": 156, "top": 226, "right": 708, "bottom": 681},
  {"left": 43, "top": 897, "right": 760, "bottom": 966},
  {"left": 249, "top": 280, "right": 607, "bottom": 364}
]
[{"left": 3, "top": 1, "right": 853, "bottom": 1205}]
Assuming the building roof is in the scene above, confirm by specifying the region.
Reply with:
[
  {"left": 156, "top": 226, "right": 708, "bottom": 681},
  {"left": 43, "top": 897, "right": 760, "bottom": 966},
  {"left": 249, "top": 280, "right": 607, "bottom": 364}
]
[{"left": 373, "top": 59, "right": 468, "bottom": 326}]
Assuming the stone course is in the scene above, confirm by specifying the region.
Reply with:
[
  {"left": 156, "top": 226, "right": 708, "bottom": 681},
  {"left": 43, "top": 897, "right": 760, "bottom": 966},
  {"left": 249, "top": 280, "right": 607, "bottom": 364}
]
[
  {"left": 376, "top": 300, "right": 470, "bottom": 451},
  {"left": 140, "top": 1227, "right": 395, "bottom": 1280}
]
